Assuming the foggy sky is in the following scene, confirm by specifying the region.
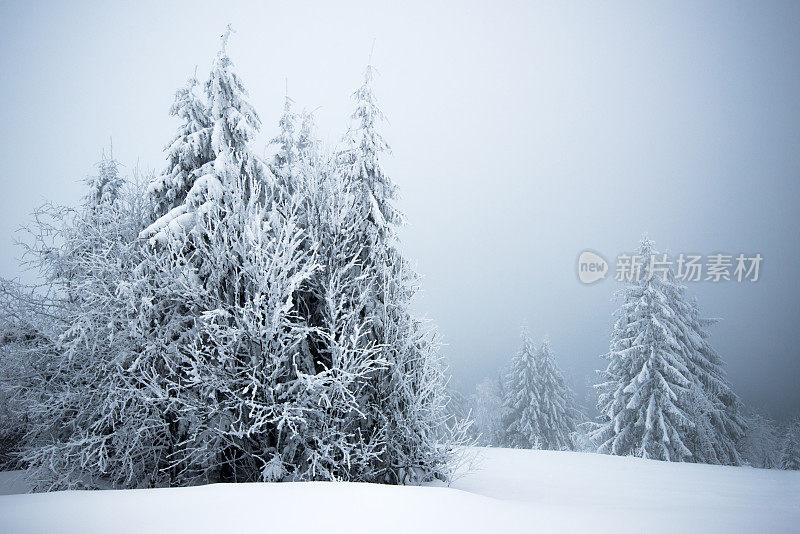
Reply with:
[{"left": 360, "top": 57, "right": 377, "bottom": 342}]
[{"left": 1, "top": 1, "right": 798, "bottom": 418}]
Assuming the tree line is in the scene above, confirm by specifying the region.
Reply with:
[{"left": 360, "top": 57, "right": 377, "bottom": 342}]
[{"left": 0, "top": 29, "right": 797, "bottom": 491}]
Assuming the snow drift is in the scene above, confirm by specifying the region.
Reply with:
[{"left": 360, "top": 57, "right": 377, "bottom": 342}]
[{"left": 1, "top": 447, "right": 798, "bottom": 533}]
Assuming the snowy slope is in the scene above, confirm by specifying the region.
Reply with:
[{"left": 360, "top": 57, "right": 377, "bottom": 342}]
[
  {"left": 446, "top": 447, "right": 800, "bottom": 533},
  {"left": 1, "top": 447, "right": 798, "bottom": 533}
]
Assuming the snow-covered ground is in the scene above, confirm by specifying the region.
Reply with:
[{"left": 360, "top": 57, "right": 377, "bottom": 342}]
[{"left": 0, "top": 447, "right": 797, "bottom": 533}]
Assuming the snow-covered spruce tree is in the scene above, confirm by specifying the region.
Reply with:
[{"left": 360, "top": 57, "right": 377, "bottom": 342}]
[
  {"left": 501, "top": 327, "right": 542, "bottom": 449},
  {"left": 141, "top": 26, "right": 264, "bottom": 246},
  {"left": 144, "top": 73, "right": 211, "bottom": 225},
  {"left": 133, "top": 26, "right": 282, "bottom": 484},
  {"left": 268, "top": 93, "right": 298, "bottom": 203},
  {"left": 295, "top": 110, "right": 319, "bottom": 163},
  {"left": 591, "top": 236, "right": 745, "bottom": 464},
  {"left": 781, "top": 418, "right": 800, "bottom": 470},
  {"left": 124, "top": 46, "right": 242, "bottom": 485},
  {"left": 534, "top": 339, "right": 579, "bottom": 451},
  {"left": 339, "top": 64, "right": 401, "bottom": 233},
  {"left": 86, "top": 147, "right": 125, "bottom": 208},
  {"left": 335, "top": 64, "right": 464, "bottom": 483},
  {"left": 500, "top": 330, "right": 577, "bottom": 450},
  {"left": 741, "top": 410, "right": 781, "bottom": 469},
  {"left": 571, "top": 421, "right": 596, "bottom": 453}
]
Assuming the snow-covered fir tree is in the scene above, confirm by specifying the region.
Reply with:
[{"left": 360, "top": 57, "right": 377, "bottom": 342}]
[
  {"left": 132, "top": 26, "right": 286, "bottom": 484},
  {"left": 86, "top": 146, "right": 125, "bottom": 208},
  {"left": 144, "top": 73, "right": 211, "bottom": 223},
  {"left": 296, "top": 109, "right": 319, "bottom": 162},
  {"left": 339, "top": 64, "right": 402, "bottom": 235},
  {"left": 534, "top": 339, "right": 579, "bottom": 451},
  {"left": 141, "top": 25, "right": 265, "bottom": 246},
  {"left": 591, "top": 236, "right": 745, "bottom": 464},
  {"left": 781, "top": 418, "right": 800, "bottom": 470},
  {"left": 268, "top": 91, "right": 297, "bottom": 202},
  {"left": 500, "top": 329, "right": 578, "bottom": 450},
  {"left": 501, "top": 327, "right": 542, "bottom": 449},
  {"left": 253, "top": 105, "right": 395, "bottom": 481},
  {"left": 331, "top": 62, "right": 461, "bottom": 483}
]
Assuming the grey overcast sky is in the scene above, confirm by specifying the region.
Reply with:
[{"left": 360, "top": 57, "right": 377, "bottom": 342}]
[{"left": 1, "top": 1, "right": 799, "bottom": 418}]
